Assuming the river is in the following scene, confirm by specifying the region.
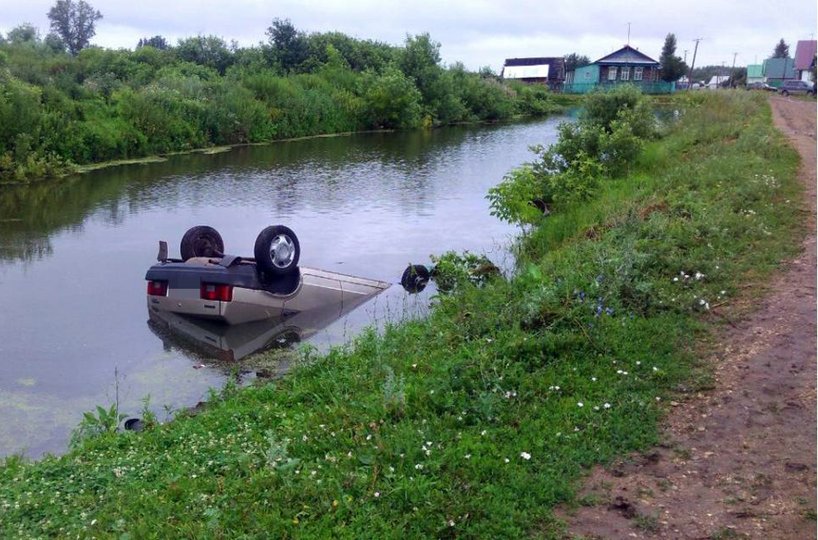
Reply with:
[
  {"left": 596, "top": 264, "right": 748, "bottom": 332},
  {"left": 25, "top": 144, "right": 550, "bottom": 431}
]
[{"left": 0, "top": 116, "right": 567, "bottom": 458}]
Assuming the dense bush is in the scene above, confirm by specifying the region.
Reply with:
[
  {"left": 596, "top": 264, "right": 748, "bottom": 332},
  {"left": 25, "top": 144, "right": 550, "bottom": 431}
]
[
  {"left": 0, "top": 24, "right": 559, "bottom": 182},
  {"left": 488, "top": 85, "right": 656, "bottom": 222}
]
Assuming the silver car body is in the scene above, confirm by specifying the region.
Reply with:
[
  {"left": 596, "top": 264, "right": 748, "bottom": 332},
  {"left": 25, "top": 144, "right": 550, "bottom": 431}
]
[{"left": 147, "top": 257, "right": 390, "bottom": 325}]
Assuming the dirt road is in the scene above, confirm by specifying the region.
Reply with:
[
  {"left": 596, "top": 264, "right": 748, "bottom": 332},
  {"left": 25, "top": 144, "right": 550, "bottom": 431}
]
[{"left": 564, "top": 97, "right": 817, "bottom": 539}]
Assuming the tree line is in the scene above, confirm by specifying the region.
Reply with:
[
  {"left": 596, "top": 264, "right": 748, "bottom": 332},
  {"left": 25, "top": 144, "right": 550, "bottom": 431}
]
[{"left": 0, "top": 10, "right": 559, "bottom": 182}]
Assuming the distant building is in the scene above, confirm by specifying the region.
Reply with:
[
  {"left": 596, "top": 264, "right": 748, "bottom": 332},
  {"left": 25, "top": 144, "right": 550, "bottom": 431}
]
[
  {"left": 763, "top": 57, "right": 796, "bottom": 87},
  {"left": 563, "top": 45, "right": 672, "bottom": 94},
  {"left": 707, "top": 75, "right": 730, "bottom": 89},
  {"left": 746, "top": 64, "right": 764, "bottom": 84},
  {"left": 501, "top": 57, "right": 566, "bottom": 90},
  {"left": 793, "top": 40, "right": 817, "bottom": 82}
]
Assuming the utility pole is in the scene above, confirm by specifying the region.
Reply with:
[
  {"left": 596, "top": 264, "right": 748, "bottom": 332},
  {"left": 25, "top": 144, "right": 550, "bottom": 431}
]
[
  {"left": 627, "top": 22, "right": 631, "bottom": 45},
  {"left": 731, "top": 52, "right": 738, "bottom": 87},
  {"left": 686, "top": 38, "right": 702, "bottom": 90}
]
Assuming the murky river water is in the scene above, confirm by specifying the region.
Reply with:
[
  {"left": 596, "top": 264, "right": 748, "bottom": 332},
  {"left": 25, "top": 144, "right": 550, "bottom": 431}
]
[{"left": 0, "top": 117, "right": 567, "bottom": 458}]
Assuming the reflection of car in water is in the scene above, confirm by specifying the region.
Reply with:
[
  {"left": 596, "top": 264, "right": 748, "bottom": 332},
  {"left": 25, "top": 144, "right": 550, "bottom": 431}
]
[
  {"left": 145, "top": 225, "right": 390, "bottom": 325},
  {"left": 147, "top": 292, "right": 379, "bottom": 362}
]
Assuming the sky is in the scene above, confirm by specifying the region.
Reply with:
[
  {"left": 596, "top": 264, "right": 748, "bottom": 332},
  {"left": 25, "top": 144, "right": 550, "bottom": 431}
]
[{"left": 1, "top": 0, "right": 816, "bottom": 72}]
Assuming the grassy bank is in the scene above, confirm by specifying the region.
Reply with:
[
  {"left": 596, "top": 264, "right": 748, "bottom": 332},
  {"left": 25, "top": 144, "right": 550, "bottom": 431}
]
[{"left": 0, "top": 91, "right": 804, "bottom": 538}]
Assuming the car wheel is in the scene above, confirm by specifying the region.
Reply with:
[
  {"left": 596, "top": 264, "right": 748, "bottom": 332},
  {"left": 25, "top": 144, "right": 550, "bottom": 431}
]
[
  {"left": 254, "top": 225, "right": 300, "bottom": 276},
  {"left": 400, "top": 264, "right": 430, "bottom": 293},
  {"left": 180, "top": 226, "right": 224, "bottom": 260},
  {"left": 781, "top": 90, "right": 789, "bottom": 96}
]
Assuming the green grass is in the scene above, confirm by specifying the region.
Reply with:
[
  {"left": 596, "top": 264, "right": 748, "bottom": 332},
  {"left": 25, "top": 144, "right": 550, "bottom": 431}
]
[{"left": 0, "top": 91, "right": 804, "bottom": 538}]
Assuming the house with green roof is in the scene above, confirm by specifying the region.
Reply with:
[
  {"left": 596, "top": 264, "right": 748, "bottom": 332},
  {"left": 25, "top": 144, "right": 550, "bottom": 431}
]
[
  {"left": 762, "top": 57, "right": 795, "bottom": 88},
  {"left": 746, "top": 64, "right": 764, "bottom": 84}
]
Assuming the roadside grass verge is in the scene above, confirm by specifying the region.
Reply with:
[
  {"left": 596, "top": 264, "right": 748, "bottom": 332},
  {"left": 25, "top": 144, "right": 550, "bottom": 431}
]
[{"left": 0, "top": 91, "right": 803, "bottom": 538}]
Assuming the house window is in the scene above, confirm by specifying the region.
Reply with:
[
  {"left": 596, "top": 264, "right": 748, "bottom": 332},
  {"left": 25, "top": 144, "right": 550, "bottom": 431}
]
[
  {"left": 608, "top": 67, "right": 618, "bottom": 81},
  {"left": 621, "top": 67, "right": 630, "bottom": 81},
  {"left": 584, "top": 70, "right": 591, "bottom": 80},
  {"left": 634, "top": 67, "right": 644, "bottom": 81}
]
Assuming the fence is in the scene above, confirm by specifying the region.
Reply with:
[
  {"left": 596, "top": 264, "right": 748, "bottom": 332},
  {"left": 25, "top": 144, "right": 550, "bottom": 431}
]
[{"left": 563, "top": 81, "right": 676, "bottom": 95}]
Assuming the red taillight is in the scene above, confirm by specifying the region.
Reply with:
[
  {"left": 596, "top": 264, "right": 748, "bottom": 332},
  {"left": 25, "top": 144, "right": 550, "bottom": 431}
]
[
  {"left": 147, "top": 280, "right": 168, "bottom": 296},
  {"left": 200, "top": 282, "right": 233, "bottom": 302}
]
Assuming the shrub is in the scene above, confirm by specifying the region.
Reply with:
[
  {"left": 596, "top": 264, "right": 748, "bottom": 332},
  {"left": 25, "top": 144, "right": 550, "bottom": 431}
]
[
  {"left": 488, "top": 85, "right": 655, "bottom": 225},
  {"left": 487, "top": 165, "right": 548, "bottom": 226},
  {"left": 360, "top": 66, "right": 423, "bottom": 129}
]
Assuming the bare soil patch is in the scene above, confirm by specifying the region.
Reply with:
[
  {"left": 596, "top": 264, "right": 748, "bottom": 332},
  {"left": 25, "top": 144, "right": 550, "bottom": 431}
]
[{"left": 562, "top": 97, "right": 817, "bottom": 539}]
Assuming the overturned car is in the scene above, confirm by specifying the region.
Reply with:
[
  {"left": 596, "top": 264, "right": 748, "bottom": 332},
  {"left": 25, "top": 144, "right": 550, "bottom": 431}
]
[{"left": 145, "top": 225, "right": 390, "bottom": 325}]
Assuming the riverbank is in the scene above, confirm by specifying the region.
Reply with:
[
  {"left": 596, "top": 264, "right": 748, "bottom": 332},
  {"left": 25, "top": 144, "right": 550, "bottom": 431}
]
[
  {"left": 0, "top": 91, "right": 804, "bottom": 538},
  {"left": 3, "top": 113, "right": 576, "bottom": 186}
]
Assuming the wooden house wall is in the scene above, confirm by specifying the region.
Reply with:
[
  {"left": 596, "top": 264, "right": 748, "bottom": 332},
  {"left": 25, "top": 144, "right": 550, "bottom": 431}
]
[{"left": 599, "top": 65, "right": 659, "bottom": 82}]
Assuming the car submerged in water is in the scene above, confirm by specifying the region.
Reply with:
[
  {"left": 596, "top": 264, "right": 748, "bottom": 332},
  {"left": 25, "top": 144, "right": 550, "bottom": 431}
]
[{"left": 145, "top": 225, "right": 390, "bottom": 325}]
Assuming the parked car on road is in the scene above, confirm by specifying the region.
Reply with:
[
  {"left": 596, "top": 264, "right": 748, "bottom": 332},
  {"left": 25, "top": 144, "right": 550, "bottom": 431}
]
[
  {"left": 778, "top": 80, "right": 815, "bottom": 96},
  {"left": 746, "top": 82, "right": 776, "bottom": 92}
]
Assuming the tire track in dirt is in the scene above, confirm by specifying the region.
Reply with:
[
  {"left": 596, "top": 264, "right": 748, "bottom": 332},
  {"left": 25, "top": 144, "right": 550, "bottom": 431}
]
[{"left": 562, "top": 97, "right": 816, "bottom": 540}]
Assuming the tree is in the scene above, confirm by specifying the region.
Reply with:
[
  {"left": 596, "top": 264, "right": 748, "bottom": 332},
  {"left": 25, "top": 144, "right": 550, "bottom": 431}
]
[
  {"left": 659, "top": 33, "right": 687, "bottom": 82},
  {"left": 564, "top": 53, "right": 590, "bottom": 73},
  {"left": 7, "top": 24, "right": 40, "bottom": 44},
  {"left": 176, "top": 35, "right": 234, "bottom": 74},
  {"left": 265, "top": 18, "right": 308, "bottom": 72},
  {"left": 772, "top": 39, "right": 789, "bottom": 59},
  {"left": 137, "top": 36, "right": 169, "bottom": 50},
  {"left": 47, "top": 0, "right": 102, "bottom": 55},
  {"left": 44, "top": 32, "right": 66, "bottom": 53},
  {"left": 399, "top": 34, "right": 442, "bottom": 101}
]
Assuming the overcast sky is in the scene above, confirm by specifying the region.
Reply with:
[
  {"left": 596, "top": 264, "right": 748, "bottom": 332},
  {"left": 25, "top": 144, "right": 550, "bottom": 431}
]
[{"left": 2, "top": 0, "right": 816, "bottom": 72}]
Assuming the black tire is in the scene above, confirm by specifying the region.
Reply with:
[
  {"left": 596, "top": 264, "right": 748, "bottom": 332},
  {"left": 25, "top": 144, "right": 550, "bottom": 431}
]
[
  {"left": 180, "top": 226, "right": 224, "bottom": 260},
  {"left": 781, "top": 90, "right": 789, "bottom": 96},
  {"left": 254, "top": 225, "right": 300, "bottom": 276},
  {"left": 400, "top": 264, "right": 430, "bottom": 293}
]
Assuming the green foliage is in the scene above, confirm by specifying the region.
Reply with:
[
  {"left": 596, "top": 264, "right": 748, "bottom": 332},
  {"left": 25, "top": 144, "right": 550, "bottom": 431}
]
[
  {"left": 564, "top": 52, "right": 591, "bottom": 73},
  {"left": 69, "top": 404, "right": 125, "bottom": 448},
  {"left": 137, "top": 35, "right": 168, "bottom": 50},
  {"left": 265, "top": 18, "right": 308, "bottom": 73},
  {"left": 490, "top": 85, "right": 655, "bottom": 224},
  {"left": 0, "top": 23, "right": 559, "bottom": 182},
  {"left": 487, "top": 165, "right": 547, "bottom": 226},
  {"left": 772, "top": 38, "right": 789, "bottom": 59},
  {"left": 175, "top": 35, "right": 234, "bottom": 75},
  {"left": 582, "top": 84, "right": 655, "bottom": 137},
  {"left": 430, "top": 250, "right": 502, "bottom": 291},
  {"left": 381, "top": 366, "right": 407, "bottom": 417},
  {"left": 360, "top": 66, "right": 423, "bottom": 129},
  {"left": 659, "top": 33, "right": 687, "bottom": 82},
  {"left": 7, "top": 24, "right": 40, "bottom": 45},
  {"left": 510, "top": 81, "right": 557, "bottom": 116},
  {"left": 47, "top": 0, "right": 102, "bottom": 55}
]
